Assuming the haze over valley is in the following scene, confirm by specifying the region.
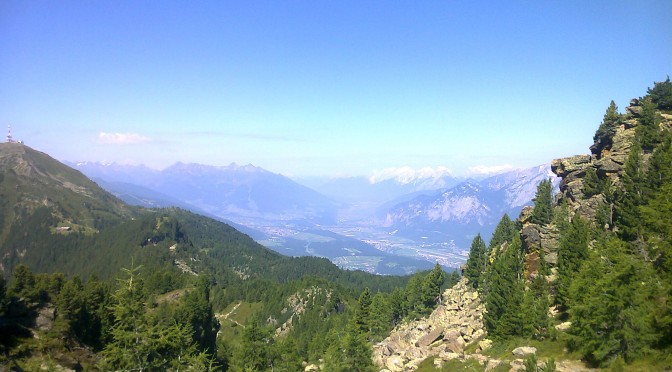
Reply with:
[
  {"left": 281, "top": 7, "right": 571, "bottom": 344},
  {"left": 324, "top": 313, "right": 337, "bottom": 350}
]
[{"left": 72, "top": 160, "right": 558, "bottom": 274}]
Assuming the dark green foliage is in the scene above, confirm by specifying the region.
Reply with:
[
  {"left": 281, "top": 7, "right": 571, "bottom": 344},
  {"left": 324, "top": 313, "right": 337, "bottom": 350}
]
[
  {"left": 8, "top": 264, "right": 38, "bottom": 302},
  {"left": 641, "top": 182, "right": 672, "bottom": 275},
  {"left": 171, "top": 276, "right": 219, "bottom": 353},
  {"left": 484, "top": 236, "right": 525, "bottom": 339},
  {"left": 615, "top": 142, "right": 645, "bottom": 241},
  {"left": 464, "top": 234, "right": 487, "bottom": 289},
  {"left": 568, "top": 237, "right": 661, "bottom": 366},
  {"left": 420, "top": 263, "right": 446, "bottom": 309},
  {"left": 637, "top": 98, "right": 662, "bottom": 151},
  {"left": 233, "top": 314, "right": 275, "bottom": 371},
  {"left": 369, "top": 293, "right": 392, "bottom": 342},
  {"left": 555, "top": 217, "right": 590, "bottom": 313},
  {"left": 489, "top": 214, "right": 516, "bottom": 251},
  {"left": 530, "top": 179, "right": 554, "bottom": 225},
  {"left": 324, "top": 290, "right": 375, "bottom": 372},
  {"left": 593, "top": 100, "right": 621, "bottom": 151},
  {"left": 522, "top": 274, "right": 550, "bottom": 340},
  {"left": 101, "top": 265, "right": 213, "bottom": 370},
  {"left": 647, "top": 76, "right": 672, "bottom": 111},
  {"left": 583, "top": 167, "right": 606, "bottom": 198}
]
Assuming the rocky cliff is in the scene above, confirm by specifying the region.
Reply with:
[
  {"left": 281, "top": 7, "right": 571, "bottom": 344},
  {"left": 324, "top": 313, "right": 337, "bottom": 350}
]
[
  {"left": 552, "top": 98, "right": 672, "bottom": 223},
  {"left": 373, "top": 278, "right": 487, "bottom": 371}
]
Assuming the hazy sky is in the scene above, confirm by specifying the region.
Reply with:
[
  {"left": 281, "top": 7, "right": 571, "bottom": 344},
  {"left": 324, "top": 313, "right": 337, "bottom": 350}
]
[{"left": 1, "top": 1, "right": 670, "bottom": 177}]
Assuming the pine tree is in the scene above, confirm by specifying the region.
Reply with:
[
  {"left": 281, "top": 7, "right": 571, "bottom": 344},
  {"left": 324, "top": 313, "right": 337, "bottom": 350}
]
[
  {"left": 464, "top": 234, "right": 487, "bottom": 289},
  {"left": 568, "top": 238, "right": 660, "bottom": 366},
  {"left": 522, "top": 274, "right": 550, "bottom": 339},
  {"left": 647, "top": 76, "right": 672, "bottom": 111},
  {"left": 420, "top": 263, "right": 446, "bottom": 309},
  {"left": 101, "top": 265, "right": 212, "bottom": 370},
  {"left": 555, "top": 216, "right": 590, "bottom": 312},
  {"left": 593, "top": 100, "right": 621, "bottom": 150},
  {"left": 530, "top": 179, "right": 554, "bottom": 225},
  {"left": 234, "top": 313, "right": 274, "bottom": 371},
  {"left": 637, "top": 98, "right": 661, "bottom": 151},
  {"left": 369, "top": 293, "right": 392, "bottom": 342},
  {"left": 484, "top": 236, "right": 525, "bottom": 339},
  {"left": 354, "top": 288, "right": 372, "bottom": 335},
  {"left": 583, "top": 167, "right": 605, "bottom": 198},
  {"left": 489, "top": 214, "right": 516, "bottom": 251},
  {"left": 615, "top": 142, "right": 645, "bottom": 241}
]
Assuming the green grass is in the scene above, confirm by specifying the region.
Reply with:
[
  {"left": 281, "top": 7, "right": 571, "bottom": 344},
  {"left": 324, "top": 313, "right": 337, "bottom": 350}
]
[{"left": 216, "top": 301, "right": 264, "bottom": 343}]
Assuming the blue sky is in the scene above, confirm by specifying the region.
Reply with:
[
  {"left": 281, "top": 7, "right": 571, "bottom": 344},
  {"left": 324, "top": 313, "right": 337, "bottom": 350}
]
[{"left": 1, "top": 1, "right": 670, "bottom": 177}]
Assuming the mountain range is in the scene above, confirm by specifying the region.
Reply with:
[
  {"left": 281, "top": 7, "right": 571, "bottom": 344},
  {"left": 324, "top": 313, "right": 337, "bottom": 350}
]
[
  {"left": 383, "top": 165, "right": 559, "bottom": 246},
  {"left": 68, "top": 159, "right": 557, "bottom": 271}
]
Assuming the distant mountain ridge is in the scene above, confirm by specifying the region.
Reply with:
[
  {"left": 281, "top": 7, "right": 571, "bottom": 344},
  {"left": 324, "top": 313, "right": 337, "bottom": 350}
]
[
  {"left": 71, "top": 161, "right": 339, "bottom": 224},
  {"left": 382, "top": 164, "right": 558, "bottom": 246}
]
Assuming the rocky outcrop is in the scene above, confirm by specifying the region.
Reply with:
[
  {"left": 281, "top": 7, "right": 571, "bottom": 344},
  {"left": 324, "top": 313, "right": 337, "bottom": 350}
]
[
  {"left": 373, "top": 278, "right": 486, "bottom": 371},
  {"left": 550, "top": 98, "right": 672, "bottom": 231}
]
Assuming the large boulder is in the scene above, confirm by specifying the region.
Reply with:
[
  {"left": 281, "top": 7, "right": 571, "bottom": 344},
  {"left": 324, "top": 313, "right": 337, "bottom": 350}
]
[
  {"left": 415, "top": 326, "right": 444, "bottom": 348},
  {"left": 551, "top": 155, "right": 591, "bottom": 178},
  {"left": 512, "top": 346, "right": 537, "bottom": 357}
]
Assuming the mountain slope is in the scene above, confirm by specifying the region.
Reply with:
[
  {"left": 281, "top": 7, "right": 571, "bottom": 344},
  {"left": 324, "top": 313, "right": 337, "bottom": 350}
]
[
  {"left": 0, "top": 143, "right": 409, "bottom": 293},
  {"left": 382, "top": 164, "right": 557, "bottom": 246},
  {"left": 73, "top": 161, "right": 339, "bottom": 224},
  {"left": 0, "top": 143, "right": 133, "bottom": 249}
]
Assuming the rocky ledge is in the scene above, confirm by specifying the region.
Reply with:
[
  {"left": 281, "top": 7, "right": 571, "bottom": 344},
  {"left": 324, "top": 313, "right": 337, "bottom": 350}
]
[{"left": 373, "top": 278, "right": 486, "bottom": 371}]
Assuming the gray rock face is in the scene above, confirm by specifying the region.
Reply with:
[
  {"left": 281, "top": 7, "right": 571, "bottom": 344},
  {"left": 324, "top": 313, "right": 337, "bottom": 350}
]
[
  {"left": 512, "top": 346, "right": 537, "bottom": 357},
  {"left": 372, "top": 278, "right": 486, "bottom": 371}
]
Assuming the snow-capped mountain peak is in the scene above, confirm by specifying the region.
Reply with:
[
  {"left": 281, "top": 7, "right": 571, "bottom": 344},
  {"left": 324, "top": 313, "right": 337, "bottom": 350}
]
[{"left": 369, "top": 166, "right": 454, "bottom": 185}]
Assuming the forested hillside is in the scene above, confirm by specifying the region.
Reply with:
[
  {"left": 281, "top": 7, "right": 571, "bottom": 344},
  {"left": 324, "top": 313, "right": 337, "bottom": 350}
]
[
  {"left": 0, "top": 143, "right": 457, "bottom": 370},
  {"left": 460, "top": 78, "right": 672, "bottom": 370}
]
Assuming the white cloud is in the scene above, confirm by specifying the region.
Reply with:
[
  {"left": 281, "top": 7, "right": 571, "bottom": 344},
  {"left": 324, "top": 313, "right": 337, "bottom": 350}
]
[
  {"left": 97, "top": 132, "right": 151, "bottom": 144},
  {"left": 369, "top": 166, "right": 453, "bottom": 184},
  {"left": 467, "top": 164, "right": 517, "bottom": 176}
]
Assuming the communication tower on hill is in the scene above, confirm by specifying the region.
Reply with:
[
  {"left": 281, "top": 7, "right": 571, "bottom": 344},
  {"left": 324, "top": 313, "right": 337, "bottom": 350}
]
[{"left": 6, "top": 125, "right": 14, "bottom": 143}]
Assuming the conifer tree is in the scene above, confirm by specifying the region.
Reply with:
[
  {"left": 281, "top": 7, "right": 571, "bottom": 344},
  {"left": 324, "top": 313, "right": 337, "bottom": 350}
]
[
  {"left": 420, "top": 263, "right": 446, "bottom": 309},
  {"left": 484, "top": 236, "right": 525, "bottom": 339},
  {"left": 583, "top": 167, "right": 604, "bottom": 198},
  {"left": 530, "top": 179, "right": 554, "bottom": 225},
  {"left": 556, "top": 216, "right": 590, "bottom": 312},
  {"left": 464, "top": 234, "right": 487, "bottom": 289},
  {"left": 637, "top": 98, "right": 662, "bottom": 151},
  {"left": 488, "top": 214, "right": 516, "bottom": 251},
  {"left": 593, "top": 100, "right": 621, "bottom": 150},
  {"left": 235, "top": 313, "right": 274, "bottom": 371},
  {"left": 615, "top": 142, "right": 645, "bottom": 241},
  {"left": 102, "top": 265, "right": 212, "bottom": 370},
  {"left": 569, "top": 238, "right": 660, "bottom": 366},
  {"left": 369, "top": 293, "right": 392, "bottom": 342},
  {"left": 647, "top": 76, "right": 672, "bottom": 111}
]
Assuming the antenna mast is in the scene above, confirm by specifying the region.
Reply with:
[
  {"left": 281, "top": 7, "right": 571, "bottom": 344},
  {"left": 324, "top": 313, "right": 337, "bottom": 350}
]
[{"left": 6, "top": 125, "right": 13, "bottom": 143}]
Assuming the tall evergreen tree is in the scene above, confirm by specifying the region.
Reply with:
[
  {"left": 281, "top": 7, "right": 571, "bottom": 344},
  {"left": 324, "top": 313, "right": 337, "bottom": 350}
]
[
  {"left": 593, "top": 100, "right": 621, "bottom": 150},
  {"left": 464, "top": 234, "right": 487, "bottom": 289},
  {"left": 488, "top": 214, "right": 516, "bottom": 251},
  {"left": 420, "top": 263, "right": 446, "bottom": 309},
  {"left": 369, "top": 293, "right": 392, "bottom": 342},
  {"left": 569, "top": 238, "right": 660, "bottom": 366},
  {"left": 615, "top": 142, "right": 645, "bottom": 241},
  {"left": 555, "top": 216, "right": 590, "bottom": 312},
  {"left": 647, "top": 77, "right": 672, "bottom": 111},
  {"left": 530, "top": 179, "right": 554, "bottom": 225},
  {"left": 101, "top": 265, "right": 212, "bottom": 370},
  {"left": 637, "top": 98, "right": 662, "bottom": 151},
  {"left": 522, "top": 274, "right": 550, "bottom": 339},
  {"left": 484, "top": 236, "right": 525, "bottom": 339}
]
